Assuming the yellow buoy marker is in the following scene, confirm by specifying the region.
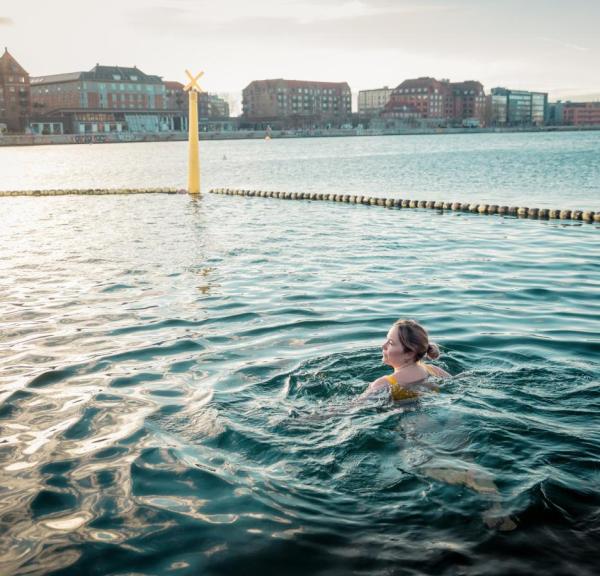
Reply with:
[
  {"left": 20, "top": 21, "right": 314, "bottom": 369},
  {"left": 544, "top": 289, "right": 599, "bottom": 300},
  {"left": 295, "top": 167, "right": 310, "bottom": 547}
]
[{"left": 184, "top": 69, "right": 204, "bottom": 195}]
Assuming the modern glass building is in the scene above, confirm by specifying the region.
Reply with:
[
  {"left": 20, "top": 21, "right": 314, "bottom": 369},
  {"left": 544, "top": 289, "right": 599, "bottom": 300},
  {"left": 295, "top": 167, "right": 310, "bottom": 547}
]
[
  {"left": 531, "top": 92, "right": 547, "bottom": 125},
  {"left": 490, "top": 87, "right": 547, "bottom": 126}
]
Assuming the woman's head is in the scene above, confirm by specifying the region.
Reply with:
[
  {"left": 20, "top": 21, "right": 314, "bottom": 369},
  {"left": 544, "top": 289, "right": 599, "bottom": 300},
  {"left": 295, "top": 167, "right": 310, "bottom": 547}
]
[{"left": 382, "top": 319, "right": 440, "bottom": 368}]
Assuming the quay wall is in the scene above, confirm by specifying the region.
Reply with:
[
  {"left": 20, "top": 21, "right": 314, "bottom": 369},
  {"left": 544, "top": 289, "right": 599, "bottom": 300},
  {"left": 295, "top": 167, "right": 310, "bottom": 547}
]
[{"left": 1, "top": 125, "right": 600, "bottom": 147}]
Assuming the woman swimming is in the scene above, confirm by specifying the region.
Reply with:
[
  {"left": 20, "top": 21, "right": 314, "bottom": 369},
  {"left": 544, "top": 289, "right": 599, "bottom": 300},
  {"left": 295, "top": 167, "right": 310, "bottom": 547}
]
[
  {"left": 361, "top": 320, "right": 516, "bottom": 529},
  {"left": 361, "top": 319, "right": 449, "bottom": 401}
]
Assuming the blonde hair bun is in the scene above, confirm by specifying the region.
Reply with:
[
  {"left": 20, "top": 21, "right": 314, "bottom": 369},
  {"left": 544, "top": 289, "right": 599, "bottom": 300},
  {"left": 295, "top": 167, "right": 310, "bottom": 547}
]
[{"left": 426, "top": 343, "right": 440, "bottom": 360}]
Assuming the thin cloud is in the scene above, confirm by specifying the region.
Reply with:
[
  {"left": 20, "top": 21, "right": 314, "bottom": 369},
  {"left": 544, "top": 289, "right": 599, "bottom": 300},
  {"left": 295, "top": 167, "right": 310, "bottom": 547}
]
[
  {"left": 292, "top": 1, "right": 452, "bottom": 24},
  {"left": 146, "top": 0, "right": 451, "bottom": 24},
  {"left": 536, "top": 36, "right": 589, "bottom": 52},
  {"left": 0, "top": 16, "right": 14, "bottom": 26}
]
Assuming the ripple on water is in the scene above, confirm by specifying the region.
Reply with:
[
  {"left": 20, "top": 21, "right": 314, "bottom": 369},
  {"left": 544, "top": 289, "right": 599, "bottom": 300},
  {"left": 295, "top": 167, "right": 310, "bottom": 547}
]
[{"left": 0, "top": 194, "right": 598, "bottom": 575}]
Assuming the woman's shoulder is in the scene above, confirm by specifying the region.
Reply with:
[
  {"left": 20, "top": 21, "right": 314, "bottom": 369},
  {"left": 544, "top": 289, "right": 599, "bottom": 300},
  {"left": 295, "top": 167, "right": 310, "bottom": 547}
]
[{"left": 421, "top": 363, "right": 450, "bottom": 378}]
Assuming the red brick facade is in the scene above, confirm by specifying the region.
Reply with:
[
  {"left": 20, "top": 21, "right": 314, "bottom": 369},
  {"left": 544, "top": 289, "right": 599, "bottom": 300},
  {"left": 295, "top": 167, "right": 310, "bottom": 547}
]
[
  {"left": 31, "top": 78, "right": 81, "bottom": 112},
  {"left": 383, "top": 77, "right": 485, "bottom": 125},
  {"left": 563, "top": 102, "right": 600, "bottom": 125},
  {"left": 0, "top": 48, "right": 31, "bottom": 132},
  {"left": 164, "top": 81, "right": 186, "bottom": 112},
  {"left": 242, "top": 79, "right": 352, "bottom": 128}
]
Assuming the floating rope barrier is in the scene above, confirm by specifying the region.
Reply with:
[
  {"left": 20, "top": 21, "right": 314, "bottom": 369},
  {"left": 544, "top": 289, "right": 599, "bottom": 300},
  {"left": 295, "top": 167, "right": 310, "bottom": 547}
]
[
  {"left": 3, "top": 188, "right": 597, "bottom": 223},
  {"left": 0, "top": 188, "right": 185, "bottom": 196},
  {"left": 209, "top": 188, "right": 599, "bottom": 223}
]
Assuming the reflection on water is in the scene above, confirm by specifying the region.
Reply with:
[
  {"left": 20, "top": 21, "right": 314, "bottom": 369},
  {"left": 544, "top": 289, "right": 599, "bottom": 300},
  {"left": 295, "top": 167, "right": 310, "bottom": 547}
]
[{"left": 0, "top": 194, "right": 599, "bottom": 575}]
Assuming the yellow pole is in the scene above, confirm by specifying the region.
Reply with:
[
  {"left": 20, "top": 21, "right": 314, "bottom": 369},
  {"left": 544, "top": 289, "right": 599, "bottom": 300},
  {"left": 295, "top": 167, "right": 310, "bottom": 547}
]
[
  {"left": 188, "top": 89, "right": 200, "bottom": 194},
  {"left": 184, "top": 69, "right": 204, "bottom": 195}
]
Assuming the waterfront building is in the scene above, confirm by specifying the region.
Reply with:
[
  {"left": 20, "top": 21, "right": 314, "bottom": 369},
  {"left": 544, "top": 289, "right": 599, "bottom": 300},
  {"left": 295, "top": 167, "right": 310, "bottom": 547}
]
[
  {"left": 358, "top": 87, "right": 393, "bottom": 116},
  {"left": 165, "top": 83, "right": 230, "bottom": 118},
  {"left": 490, "top": 90, "right": 508, "bottom": 125},
  {"left": 161, "top": 82, "right": 232, "bottom": 131},
  {"left": 164, "top": 81, "right": 186, "bottom": 112},
  {"left": 201, "top": 94, "right": 235, "bottom": 132},
  {"left": 562, "top": 102, "right": 600, "bottom": 126},
  {"left": 546, "top": 101, "right": 564, "bottom": 125},
  {"left": 452, "top": 81, "right": 487, "bottom": 125},
  {"left": 0, "top": 48, "right": 31, "bottom": 133},
  {"left": 489, "top": 87, "right": 548, "bottom": 126},
  {"left": 208, "top": 94, "right": 230, "bottom": 118},
  {"left": 242, "top": 79, "right": 352, "bottom": 129},
  {"left": 382, "top": 77, "right": 485, "bottom": 126},
  {"left": 531, "top": 92, "right": 547, "bottom": 125},
  {"left": 30, "top": 64, "right": 186, "bottom": 134},
  {"left": 163, "top": 83, "right": 233, "bottom": 131}
]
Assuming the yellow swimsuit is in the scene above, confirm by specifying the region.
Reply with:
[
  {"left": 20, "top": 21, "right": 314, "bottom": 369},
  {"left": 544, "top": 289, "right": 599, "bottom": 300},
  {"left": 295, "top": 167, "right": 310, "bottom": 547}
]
[{"left": 385, "top": 364, "right": 440, "bottom": 402}]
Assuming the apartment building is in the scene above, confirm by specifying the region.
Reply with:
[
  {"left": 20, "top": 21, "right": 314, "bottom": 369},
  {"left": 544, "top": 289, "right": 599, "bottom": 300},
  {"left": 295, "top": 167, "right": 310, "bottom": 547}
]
[
  {"left": 0, "top": 48, "right": 31, "bottom": 132},
  {"left": 242, "top": 79, "right": 352, "bottom": 128},
  {"left": 358, "top": 87, "right": 393, "bottom": 116},
  {"left": 382, "top": 77, "right": 486, "bottom": 126},
  {"left": 30, "top": 64, "right": 185, "bottom": 134},
  {"left": 562, "top": 101, "right": 600, "bottom": 126}
]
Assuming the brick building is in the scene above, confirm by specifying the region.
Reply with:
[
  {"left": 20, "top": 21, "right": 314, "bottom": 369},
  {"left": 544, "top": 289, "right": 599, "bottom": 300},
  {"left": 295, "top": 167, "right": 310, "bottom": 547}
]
[
  {"left": 382, "top": 77, "right": 485, "bottom": 126},
  {"left": 0, "top": 48, "right": 31, "bottom": 133},
  {"left": 30, "top": 64, "right": 186, "bottom": 134},
  {"left": 562, "top": 102, "right": 600, "bottom": 126},
  {"left": 167, "top": 85, "right": 229, "bottom": 120},
  {"left": 164, "top": 82, "right": 231, "bottom": 129},
  {"left": 358, "top": 87, "right": 393, "bottom": 116},
  {"left": 164, "top": 81, "right": 186, "bottom": 112},
  {"left": 208, "top": 94, "right": 230, "bottom": 118},
  {"left": 452, "top": 80, "right": 486, "bottom": 125},
  {"left": 164, "top": 82, "right": 229, "bottom": 117},
  {"left": 242, "top": 79, "right": 352, "bottom": 129}
]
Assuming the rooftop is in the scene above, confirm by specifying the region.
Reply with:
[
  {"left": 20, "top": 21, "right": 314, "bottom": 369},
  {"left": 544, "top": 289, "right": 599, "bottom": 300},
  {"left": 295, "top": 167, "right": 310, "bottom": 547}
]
[{"left": 31, "top": 64, "right": 162, "bottom": 85}]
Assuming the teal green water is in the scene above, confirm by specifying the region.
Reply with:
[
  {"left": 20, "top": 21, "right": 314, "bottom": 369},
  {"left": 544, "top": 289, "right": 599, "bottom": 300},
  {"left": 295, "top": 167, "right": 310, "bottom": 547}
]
[
  {"left": 1, "top": 193, "right": 598, "bottom": 575},
  {"left": 1, "top": 131, "right": 600, "bottom": 209}
]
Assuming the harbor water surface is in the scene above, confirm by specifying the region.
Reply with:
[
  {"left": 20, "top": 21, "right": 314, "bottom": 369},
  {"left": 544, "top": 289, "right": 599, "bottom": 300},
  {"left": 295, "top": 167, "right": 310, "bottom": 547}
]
[
  {"left": 1, "top": 133, "right": 599, "bottom": 575},
  {"left": 2, "top": 131, "right": 600, "bottom": 209}
]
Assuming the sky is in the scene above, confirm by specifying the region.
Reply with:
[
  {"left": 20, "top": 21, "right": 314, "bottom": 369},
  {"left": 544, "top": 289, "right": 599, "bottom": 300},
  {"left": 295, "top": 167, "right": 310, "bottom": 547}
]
[{"left": 1, "top": 0, "right": 599, "bottom": 113}]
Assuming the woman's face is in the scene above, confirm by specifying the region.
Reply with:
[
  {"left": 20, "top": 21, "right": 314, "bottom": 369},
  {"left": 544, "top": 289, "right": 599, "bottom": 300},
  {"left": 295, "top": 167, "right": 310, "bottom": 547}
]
[{"left": 382, "top": 326, "right": 412, "bottom": 368}]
